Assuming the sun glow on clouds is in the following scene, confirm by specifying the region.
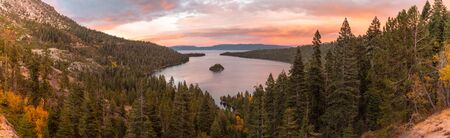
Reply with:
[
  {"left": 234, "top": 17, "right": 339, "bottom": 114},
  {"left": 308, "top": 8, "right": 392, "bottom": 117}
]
[
  {"left": 43, "top": 0, "right": 450, "bottom": 46},
  {"left": 103, "top": 12, "right": 195, "bottom": 40}
]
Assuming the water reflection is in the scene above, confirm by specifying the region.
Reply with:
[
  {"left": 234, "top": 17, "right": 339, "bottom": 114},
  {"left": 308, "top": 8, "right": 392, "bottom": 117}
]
[{"left": 154, "top": 50, "right": 291, "bottom": 104}]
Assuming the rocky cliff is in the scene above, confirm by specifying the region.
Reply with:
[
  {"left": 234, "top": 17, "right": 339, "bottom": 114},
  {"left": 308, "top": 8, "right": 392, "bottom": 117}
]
[
  {"left": 0, "top": 115, "right": 18, "bottom": 138},
  {"left": 0, "top": 0, "right": 71, "bottom": 29}
]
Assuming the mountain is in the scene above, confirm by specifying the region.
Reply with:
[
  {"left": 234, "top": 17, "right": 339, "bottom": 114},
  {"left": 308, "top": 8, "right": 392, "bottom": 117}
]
[
  {"left": 0, "top": 0, "right": 71, "bottom": 29},
  {"left": 0, "top": 0, "right": 194, "bottom": 137},
  {"left": 0, "top": 0, "right": 188, "bottom": 73},
  {"left": 172, "top": 44, "right": 290, "bottom": 50}
]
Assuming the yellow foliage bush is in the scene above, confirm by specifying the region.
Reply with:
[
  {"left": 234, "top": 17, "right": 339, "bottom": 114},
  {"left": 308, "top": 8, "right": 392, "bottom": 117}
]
[
  {"left": 231, "top": 115, "right": 248, "bottom": 135},
  {"left": 0, "top": 91, "right": 48, "bottom": 138},
  {"left": 440, "top": 44, "right": 450, "bottom": 81},
  {"left": 24, "top": 99, "right": 48, "bottom": 138},
  {"left": 0, "top": 91, "right": 23, "bottom": 113},
  {"left": 440, "top": 65, "right": 450, "bottom": 81}
]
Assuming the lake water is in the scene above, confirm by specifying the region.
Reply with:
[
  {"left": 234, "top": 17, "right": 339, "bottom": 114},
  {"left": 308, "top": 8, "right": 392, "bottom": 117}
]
[{"left": 154, "top": 50, "right": 291, "bottom": 104}]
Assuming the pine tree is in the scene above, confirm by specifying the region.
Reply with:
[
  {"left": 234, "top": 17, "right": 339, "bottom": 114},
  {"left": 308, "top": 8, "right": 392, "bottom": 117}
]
[
  {"left": 429, "top": 0, "right": 447, "bottom": 53},
  {"left": 126, "top": 95, "right": 156, "bottom": 138},
  {"left": 307, "top": 30, "right": 325, "bottom": 132},
  {"left": 210, "top": 114, "right": 223, "bottom": 138},
  {"left": 248, "top": 85, "right": 265, "bottom": 138},
  {"left": 146, "top": 98, "right": 163, "bottom": 137},
  {"left": 445, "top": 12, "right": 450, "bottom": 44},
  {"left": 365, "top": 17, "right": 382, "bottom": 62},
  {"left": 279, "top": 108, "right": 299, "bottom": 138},
  {"left": 27, "top": 54, "right": 41, "bottom": 104},
  {"left": 364, "top": 17, "right": 383, "bottom": 131},
  {"left": 102, "top": 115, "right": 115, "bottom": 138},
  {"left": 56, "top": 85, "right": 84, "bottom": 138},
  {"left": 324, "top": 50, "right": 335, "bottom": 98},
  {"left": 280, "top": 47, "right": 306, "bottom": 136},
  {"left": 196, "top": 93, "right": 215, "bottom": 135},
  {"left": 166, "top": 89, "right": 194, "bottom": 138},
  {"left": 141, "top": 119, "right": 157, "bottom": 138},
  {"left": 421, "top": 1, "right": 432, "bottom": 21},
  {"left": 17, "top": 115, "right": 36, "bottom": 138},
  {"left": 47, "top": 98, "right": 63, "bottom": 137},
  {"left": 321, "top": 18, "right": 360, "bottom": 137},
  {"left": 373, "top": 10, "right": 410, "bottom": 127},
  {"left": 446, "top": 12, "right": 450, "bottom": 43},
  {"left": 273, "top": 71, "right": 289, "bottom": 136},
  {"left": 370, "top": 7, "right": 433, "bottom": 128},
  {"left": 262, "top": 74, "right": 276, "bottom": 138},
  {"left": 289, "top": 47, "right": 307, "bottom": 119},
  {"left": 353, "top": 17, "right": 382, "bottom": 132},
  {"left": 79, "top": 91, "right": 103, "bottom": 138}
]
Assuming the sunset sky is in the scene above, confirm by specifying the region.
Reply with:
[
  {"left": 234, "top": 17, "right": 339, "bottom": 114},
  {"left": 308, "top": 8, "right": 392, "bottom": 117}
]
[{"left": 42, "top": 0, "right": 449, "bottom": 46}]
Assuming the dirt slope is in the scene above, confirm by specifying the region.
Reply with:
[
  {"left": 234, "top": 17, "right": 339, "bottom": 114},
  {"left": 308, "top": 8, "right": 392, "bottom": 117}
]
[
  {"left": 0, "top": 115, "right": 18, "bottom": 138},
  {"left": 401, "top": 109, "right": 450, "bottom": 138}
]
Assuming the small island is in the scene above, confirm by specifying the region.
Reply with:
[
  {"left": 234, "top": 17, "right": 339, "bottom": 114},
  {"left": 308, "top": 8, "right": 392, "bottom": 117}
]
[{"left": 209, "top": 64, "right": 225, "bottom": 72}]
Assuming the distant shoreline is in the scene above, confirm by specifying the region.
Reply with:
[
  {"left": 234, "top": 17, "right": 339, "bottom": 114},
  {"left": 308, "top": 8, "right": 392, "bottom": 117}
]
[{"left": 183, "top": 53, "right": 206, "bottom": 57}]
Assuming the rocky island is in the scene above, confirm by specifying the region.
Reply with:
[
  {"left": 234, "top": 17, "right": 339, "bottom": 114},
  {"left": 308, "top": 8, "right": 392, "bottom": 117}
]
[{"left": 209, "top": 64, "right": 224, "bottom": 72}]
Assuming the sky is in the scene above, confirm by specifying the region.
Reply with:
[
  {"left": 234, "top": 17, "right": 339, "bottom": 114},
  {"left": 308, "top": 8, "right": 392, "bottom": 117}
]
[{"left": 42, "top": 0, "right": 449, "bottom": 47}]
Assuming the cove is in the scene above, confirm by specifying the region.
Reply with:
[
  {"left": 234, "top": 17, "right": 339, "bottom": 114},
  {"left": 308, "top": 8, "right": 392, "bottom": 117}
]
[{"left": 154, "top": 50, "right": 291, "bottom": 104}]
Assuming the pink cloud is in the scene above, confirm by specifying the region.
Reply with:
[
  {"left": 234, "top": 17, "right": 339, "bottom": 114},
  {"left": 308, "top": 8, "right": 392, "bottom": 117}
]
[{"left": 44, "top": 0, "right": 449, "bottom": 46}]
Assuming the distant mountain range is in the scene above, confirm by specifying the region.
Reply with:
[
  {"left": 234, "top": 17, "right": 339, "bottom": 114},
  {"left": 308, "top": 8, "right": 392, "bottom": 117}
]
[{"left": 171, "top": 44, "right": 290, "bottom": 50}]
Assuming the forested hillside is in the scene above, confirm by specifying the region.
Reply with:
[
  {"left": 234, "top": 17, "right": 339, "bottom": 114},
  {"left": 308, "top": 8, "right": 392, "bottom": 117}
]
[
  {"left": 221, "top": 0, "right": 450, "bottom": 137},
  {"left": 0, "top": 0, "right": 449, "bottom": 138},
  {"left": 221, "top": 43, "right": 334, "bottom": 63}
]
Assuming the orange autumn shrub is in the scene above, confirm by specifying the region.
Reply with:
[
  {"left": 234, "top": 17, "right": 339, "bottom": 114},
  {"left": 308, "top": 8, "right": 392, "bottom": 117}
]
[
  {"left": 0, "top": 91, "right": 23, "bottom": 113},
  {"left": 441, "top": 44, "right": 450, "bottom": 80},
  {"left": 23, "top": 99, "right": 48, "bottom": 138},
  {"left": 0, "top": 91, "right": 48, "bottom": 138}
]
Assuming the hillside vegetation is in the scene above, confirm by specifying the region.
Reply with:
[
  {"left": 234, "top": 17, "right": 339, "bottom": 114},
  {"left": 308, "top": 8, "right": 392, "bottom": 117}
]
[
  {"left": 220, "top": 1, "right": 450, "bottom": 137},
  {"left": 221, "top": 43, "right": 334, "bottom": 63},
  {"left": 0, "top": 0, "right": 449, "bottom": 138}
]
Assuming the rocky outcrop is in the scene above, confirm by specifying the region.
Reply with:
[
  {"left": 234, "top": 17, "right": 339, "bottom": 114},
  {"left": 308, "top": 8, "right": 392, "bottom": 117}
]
[
  {"left": 32, "top": 48, "right": 69, "bottom": 62},
  {"left": 0, "top": 115, "right": 19, "bottom": 138},
  {"left": 0, "top": 0, "right": 71, "bottom": 29}
]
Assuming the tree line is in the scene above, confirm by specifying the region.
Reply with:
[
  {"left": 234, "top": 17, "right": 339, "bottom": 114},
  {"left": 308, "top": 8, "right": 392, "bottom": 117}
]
[
  {"left": 221, "top": 0, "right": 450, "bottom": 137},
  {"left": 0, "top": 0, "right": 449, "bottom": 138}
]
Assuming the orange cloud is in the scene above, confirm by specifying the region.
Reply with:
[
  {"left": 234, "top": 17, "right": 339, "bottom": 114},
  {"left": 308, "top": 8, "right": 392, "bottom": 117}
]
[
  {"left": 140, "top": 34, "right": 185, "bottom": 41},
  {"left": 161, "top": 0, "right": 176, "bottom": 10}
]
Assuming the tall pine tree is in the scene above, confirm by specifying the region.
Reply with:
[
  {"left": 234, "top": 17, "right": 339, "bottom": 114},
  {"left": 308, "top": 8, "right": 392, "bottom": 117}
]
[
  {"left": 307, "top": 30, "right": 325, "bottom": 132},
  {"left": 262, "top": 74, "right": 276, "bottom": 138},
  {"left": 166, "top": 86, "right": 194, "bottom": 138},
  {"left": 56, "top": 85, "right": 84, "bottom": 138},
  {"left": 248, "top": 85, "right": 265, "bottom": 138},
  {"left": 79, "top": 91, "right": 103, "bottom": 138},
  {"left": 126, "top": 95, "right": 156, "bottom": 138},
  {"left": 321, "top": 18, "right": 360, "bottom": 137},
  {"left": 364, "top": 17, "right": 383, "bottom": 131},
  {"left": 429, "top": 0, "right": 448, "bottom": 53}
]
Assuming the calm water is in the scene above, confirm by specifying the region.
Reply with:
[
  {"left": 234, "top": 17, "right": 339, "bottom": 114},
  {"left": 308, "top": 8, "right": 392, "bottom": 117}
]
[{"left": 154, "top": 50, "right": 291, "bottom": 104}]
